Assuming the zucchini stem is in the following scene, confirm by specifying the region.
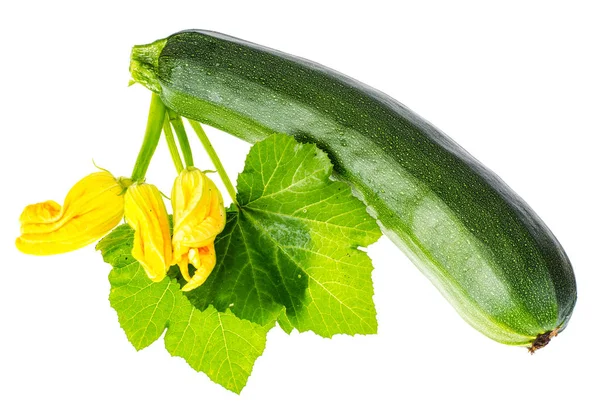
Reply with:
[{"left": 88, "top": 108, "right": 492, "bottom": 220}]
[
  {"left": 168, "top": 110, "right": 194, "bottom": 167},
  {"left": 131, "top": 93, "right": 166, "bottom": 181},
  {"left": 162, "top": 116, "right": 184, "bottom": 173},
  {"left": 188, "top": 119, "right": 238, "bottom": 207}
]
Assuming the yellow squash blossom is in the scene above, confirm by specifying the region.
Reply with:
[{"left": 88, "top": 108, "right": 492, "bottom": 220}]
[
  {"left": 124, "top": 183, "right": 172, "bottom": 283},
  {"left": 171, "top": 167, "right": 226, "bottom": 291},
  {"left": 16, "top": 171, "right": 125, "bottom": 255}
]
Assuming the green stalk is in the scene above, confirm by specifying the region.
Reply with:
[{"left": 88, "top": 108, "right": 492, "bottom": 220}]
[
  {"left": 188, "top": 120, "right": 238, "bottom": 207},
  {"left": 162, "top": 117, "right": 184, "bottom": 173},
  {"left": 168, "top": 110, "right": 194, "bottom": 167},
  {"left": 131, "top": 93, "right": 167, "bottom": 181}
]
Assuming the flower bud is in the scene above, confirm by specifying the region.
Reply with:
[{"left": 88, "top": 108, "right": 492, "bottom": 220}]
[
  {"left": 124, "top": 183, "right": 172, "bottom": 282},
  {"left": 16, "top": 171, "right": 124, "bottom": 255},
  {"left": 171, "top": 167, "right": 225, "bottom": 291}
]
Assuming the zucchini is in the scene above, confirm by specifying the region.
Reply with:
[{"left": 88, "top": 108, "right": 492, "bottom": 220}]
[{"left": 130, "top": 30, "right": 576, "bottom": 351}]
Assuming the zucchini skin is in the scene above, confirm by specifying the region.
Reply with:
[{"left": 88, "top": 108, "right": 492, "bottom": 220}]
[{"left": 130, "top": 30, "right": 576, "bottom": 348}]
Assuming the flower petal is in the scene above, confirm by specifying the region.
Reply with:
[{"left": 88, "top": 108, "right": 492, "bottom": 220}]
[{"left": 181, "top": 244, "right": 217, "bottom": 292}]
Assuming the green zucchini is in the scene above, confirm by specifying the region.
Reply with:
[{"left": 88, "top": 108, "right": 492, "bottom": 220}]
[{"left": 130, "top": 30, "right": 576, "bottom": 351}]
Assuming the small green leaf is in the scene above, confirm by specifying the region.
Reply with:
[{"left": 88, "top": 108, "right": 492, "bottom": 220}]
[
  {"left": 98, "top": 225, "right": 271, "bottom": 394},
  {"left": 185, "top": 134, "right": 382, "bottom": 337}
]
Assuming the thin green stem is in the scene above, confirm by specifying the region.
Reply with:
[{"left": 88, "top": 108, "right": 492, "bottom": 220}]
[
  {"left": 168, "top": 110, "right": 194, "bottom": 167},
  {"left": 131, "top": 93, "right": 167, "bottom": 181},
  {"left": 188, "top": 119, "right": 238, "bottom": 207},
  {"left": 162, "top": 117, "right": 184, "bottom": 173}
]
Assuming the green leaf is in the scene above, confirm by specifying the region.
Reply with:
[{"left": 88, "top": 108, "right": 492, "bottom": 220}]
[
  {"left": 185, "top": 134, "right": 382, "bottom": 337},
  {"left": 97, "top": 225, "right": 272, "bottom": 394},
  {"left": 97, "top": 134, "right": 381, "bottom": 391},
  {"left": 165, "top": 306, "right": 269, "bottom": 393}
]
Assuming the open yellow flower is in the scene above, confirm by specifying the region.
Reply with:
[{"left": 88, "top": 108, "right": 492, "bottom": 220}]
[
  {"left": 171, "top": 167, "right": 226, "bottom": 291},
  {"left": 16, "top": 171, "right": 125, "bottom": 255},
  {"left": 124, "top": 183, "right": 172, "bottom": 283}
]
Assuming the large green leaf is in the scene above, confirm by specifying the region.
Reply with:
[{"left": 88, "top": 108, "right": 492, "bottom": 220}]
[
  {"left": 97, "top": 134, "right": 381, "bottom": 392},
  {"left": 97, "top": 225, "right": 272, "bottom": 394},
  {"left": 185, "top": 134, "right": 381, "bottom": 337}
]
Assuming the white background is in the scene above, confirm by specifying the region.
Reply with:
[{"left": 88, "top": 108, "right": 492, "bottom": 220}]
[{"left": 1, "top": 1, "right": 598, "bottom": 407}]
